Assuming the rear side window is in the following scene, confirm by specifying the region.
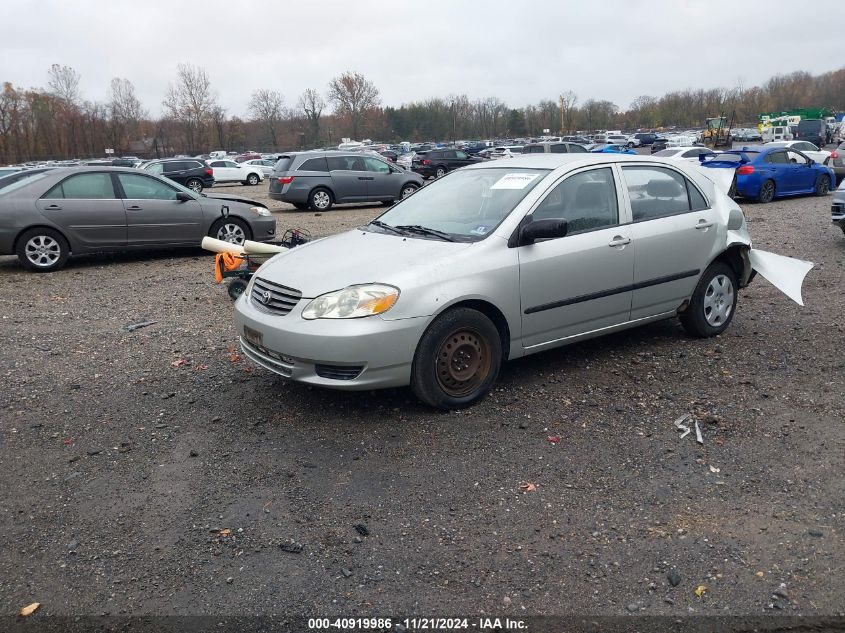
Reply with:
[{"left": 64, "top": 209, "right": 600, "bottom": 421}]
[
  {"left": 549, "top": 144, "right": 567, "bottom": 153},
  {"left": 327, "top": 155, "right": 365, "bottom": 171},
  {"left": 567, "top": 144, "right": 588, "bottom": 153},
  {"left": 622, "top": 166, "right": 703, "bottom": 221},
  {"left": 298, "top": 157, "right": 329, "bottom": 172},
  {"left": 273, "top": 157, "right": 293, "bottom": 172},
  {"left": 523, "top": 145, "right": 543, "bottom": 154},
  {"left": 42, "top": 173, "right": 115, "bottom": 200}
]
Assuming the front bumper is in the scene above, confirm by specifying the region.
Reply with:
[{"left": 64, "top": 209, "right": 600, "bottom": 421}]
[
  {"left": 233, "top": 294, "right": 429, "bottom": 390},
  {"left": 832, "top": 199, "right": 845, "bottom": 228},
  {"left": 250, "top": 217, "right": 277, "bottom": 241}
]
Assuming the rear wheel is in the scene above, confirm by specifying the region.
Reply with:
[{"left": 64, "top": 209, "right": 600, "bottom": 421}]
[
  {"left": 814, "top": 174, "right": 831, "bottom": 196},
  {"left": 680, "top": 262, "right": 738, "bottom": 338},
  {"left": 185, "top": 178, "right": 203, "bottom": 193},
  {"left": 435, "top": 166, "right": 447, "bottom": 178},
  {"left": 411, "top": 307, "right": 502, "bottom": 410},
  {"left": 16, "top": 227, "right": 70, "bottom": 272},
  {"left": 756, "top": 179, "right": 775, "bottom": 203},
  {"left": 210, "top": 217, "right": 251, "bottom": 245},
  {"left": 309, "top": 188, "right": 333, "bottom": 211}
]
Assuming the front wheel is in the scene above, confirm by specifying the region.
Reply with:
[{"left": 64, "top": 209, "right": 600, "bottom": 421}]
[
  {"left": 245, "top": 174, "right": 260, "bottom": 186},
  {"left": 16, "top": 227, "right": 70, "bottom": 272},
  {"left": 400, "top": 183, "right": 419, "bottom": 199},
  {"left": 411, "top": 308, "right": 502, "bottom": 410},
  {"left": 814, "top": 174, "right": 831, "bottom": 196},
  {"left": 756, "top": 179, "right": 775, "bottom": 203},
  {"left": 210, "top": 217, "right": 251, "bottom": 245},
  {"left": 680, "top": 262, "right": 738, "bottom": 338}
]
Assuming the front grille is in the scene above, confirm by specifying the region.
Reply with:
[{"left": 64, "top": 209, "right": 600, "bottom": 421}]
[
  {"left": 832, "top": 203, "right": 845, "bottom": 219},
  {"left": 315, "top": 364, "right": 364, "bottom": 381},
  {"left": 250, "top": 277, "right": 302, "bottom": 316},
  {"left": 240, "top": 338, "right": 294, "bottom": 377}
]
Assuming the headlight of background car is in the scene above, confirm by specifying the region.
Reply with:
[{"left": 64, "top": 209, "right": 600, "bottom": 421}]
[
  {"left": 301, "top": 284, "right": 399, "bottom": 319},
  {"left": 249, "top": 206, "right": 271, "bottom": 217}
]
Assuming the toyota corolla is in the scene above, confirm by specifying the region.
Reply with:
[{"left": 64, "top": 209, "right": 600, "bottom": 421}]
[{"left": 232, "top": 154, "right": 770, "bottom": 409}]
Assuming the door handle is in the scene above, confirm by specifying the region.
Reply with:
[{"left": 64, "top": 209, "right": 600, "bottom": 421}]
[
  {"left": 126, "top": 205, "right": 143, "bottom": 211},
  {"left": 44, "top": 204, "right": 62, "bottom": 210},
  {"left": 608, "top": 236, "right": 631, "bottom": 247},
  {"left": 694, "top": 220, "right": 714, "bottom": 230},
  {"left": 357, "top": 176, "right": 374, "bottom": 180}
]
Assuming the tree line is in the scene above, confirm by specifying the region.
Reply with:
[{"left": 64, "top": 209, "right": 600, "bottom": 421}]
[{"left": 1, "top": 64, "right": 843, "bottom": 163}]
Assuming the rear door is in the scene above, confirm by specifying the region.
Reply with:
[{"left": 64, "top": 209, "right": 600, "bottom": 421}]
[
  {"left": 621, "top": 165, "right": 720, "bottom": 320},
  {"left": 116, "top": 172, "right": 204, "bottom": 245},
  {"left": 518, "top": 166, "right": 634, "bottom": 348},
  {"left": 37, "top": 172, "right": 126, "bottom": 248},
  {"left": 327, "top": 155, "right": 368, "bottom": 202}
]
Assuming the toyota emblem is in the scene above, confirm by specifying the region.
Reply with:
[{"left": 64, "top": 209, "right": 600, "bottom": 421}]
[{"left": 260, "top": 290, "right": 272, "bottom": 305}]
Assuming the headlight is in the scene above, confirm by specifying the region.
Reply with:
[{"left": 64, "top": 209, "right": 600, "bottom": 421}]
[
  {"left": 250, "top": 206, "right": 271, "bottom": 217},
  {"left": 301, "top": 284, "right": 399, "bottom": 320}
]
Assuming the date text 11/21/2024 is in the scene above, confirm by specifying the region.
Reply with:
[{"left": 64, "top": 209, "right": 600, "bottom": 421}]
[{"left": 307, "top": 617, "right": 528, "bottom": 630}]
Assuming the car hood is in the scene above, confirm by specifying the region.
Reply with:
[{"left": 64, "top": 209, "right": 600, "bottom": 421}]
[
  {"left": 255, "top": 229, "right": 472, "bottom": 298},
  {"left": 200, "top": 192, "right": 264, "bottom": 207}
]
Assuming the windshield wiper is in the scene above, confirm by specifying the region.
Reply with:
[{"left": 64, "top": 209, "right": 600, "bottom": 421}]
[
  {"left": 394, "top": 224, "right": 457, "bottom": 242},
  {"left": 366, "top": 220, "right": 408, "bottom": 236}
]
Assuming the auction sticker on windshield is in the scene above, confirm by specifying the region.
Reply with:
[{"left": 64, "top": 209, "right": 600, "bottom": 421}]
[{"left": 491, "top": 173, "right": 540, "bottom": 190}]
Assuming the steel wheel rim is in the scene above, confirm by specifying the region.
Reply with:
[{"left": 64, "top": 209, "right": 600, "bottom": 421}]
[
  {"left": 217, "top": 223, "right": 246, "bottom": 244},
  {"left": 435, "top": 328, "right": 491, "bottom": 398},
  {"left": 436, "top": 168, "right": 446, "bottom": 178},
  {"left": 188, "top": 180, "right": 202, "bottom": 192},
  {"left": 25, "top": 235, "right": 61, "bottom": 267},
  {"left": 401, "top": 186, "right": 416, "bottom": 198},
  {"left": 313, "top": 191, "right": 330, "bottom": 209},
  {"left": 703, "top": 274, "right": 734, "bottom": 327}
]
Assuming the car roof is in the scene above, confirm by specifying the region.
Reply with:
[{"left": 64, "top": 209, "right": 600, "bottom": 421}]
[{"left": 464, "top": 153, "right": 700, "bottom": 171}]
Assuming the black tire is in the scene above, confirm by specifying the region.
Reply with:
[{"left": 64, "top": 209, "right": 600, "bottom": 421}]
[
  {"left": 227, "top": 278, "right": 248, "bottom": 300},
  {"left": 185, "top": 178, "right": 203, "bottom": 193},
  {"left": 814, "top": 174, "right": 831, "bottom": 196},
  {"left": 308, "top": 188, "right": 333, "bottom": 211},
  {"left": 16, "top": 227, "right": 70, "bottom": 272},
  {"left": 626, "top": 142, "right": 634, "bottom": 148},
  {"left": 209, "top": 217, "right": 251, "bottom": 245},
  {"left": 292, "top": 202, "right": 309, "bottom": 210},
  {"left": 435, "top": 166, "right": 447, "bottom": 178},
  {"left": 245, "top": 173, "right": 260, "bottom": 186},
  {"left": 411, "top": 307, "right": 502, "bottom": 410},
  {"left": 400, "top": 183, "right": 419, "bottom": 199},
  {"left": 680, "top": 262, "right": 738, "bottom": 338},
  {"left": 756, "top": 179, "right": 775, "bottom": 203}
]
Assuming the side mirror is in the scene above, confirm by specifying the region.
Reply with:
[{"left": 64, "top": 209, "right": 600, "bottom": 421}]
[
  {"left": 176, "top": 192, "right": 193, "bottom": 202},
  {"left": 520, "top": 219, "right": 568, "bottom": 245}
]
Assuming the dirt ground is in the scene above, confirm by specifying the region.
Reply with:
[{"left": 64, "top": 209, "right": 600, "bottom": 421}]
[{"left": 0, "top": 173, "right": 843, "bottom": 624}]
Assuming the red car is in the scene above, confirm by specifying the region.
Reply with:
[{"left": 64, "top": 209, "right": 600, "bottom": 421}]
[{"left": 234, "top": 152, "right": 262, "bottom": 163}]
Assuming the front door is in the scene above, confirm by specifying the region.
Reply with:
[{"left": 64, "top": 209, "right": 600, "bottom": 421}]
[
  {"left": 519, "top": 166, "right": 634, "bottom": 348},
  {"left": 362, "top": 156, "right": 396, "bottom": 200},
  {"left": 327, "top": 156, "right": 369, "bottom": 202},
  {"left": 36, "top": 172, "right": 126, "bottom": 248},
  {"left": 116, "top": 172, "right": 204, "bottom": 245},
  {"left": 786, "top": 150, "right": 816, "bottom": 191},
  {"left": 621, "top": 165, "right": 721, "bottom": 319}
]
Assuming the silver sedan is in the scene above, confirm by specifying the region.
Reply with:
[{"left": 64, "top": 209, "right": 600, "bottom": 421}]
[{"left": 234, "top": 154, "right": 754, "bottom": 409}]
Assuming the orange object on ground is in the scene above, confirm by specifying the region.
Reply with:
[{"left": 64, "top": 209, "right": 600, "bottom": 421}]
[{"left": 214, "top": 252, "right": 243, "bottom": 282}]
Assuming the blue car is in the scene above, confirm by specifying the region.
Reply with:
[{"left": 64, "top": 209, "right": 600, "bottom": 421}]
[
  {"left": 700, "top": 145, "right": 835, "bottom": 203},
  {"left": 590, "top": 143, "right": 637, "bottom": 155}
]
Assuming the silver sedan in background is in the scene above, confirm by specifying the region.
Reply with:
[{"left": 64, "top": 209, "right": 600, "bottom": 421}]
[
  {"left": 235, "top": 154, "right": 754, "bottom": 409},
  {"left": 0, "top": 167, "right": 276, "bottom": 272}
]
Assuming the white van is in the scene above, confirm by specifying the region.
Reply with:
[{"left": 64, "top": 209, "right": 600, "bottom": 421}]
[{"left": 761, "top": 125, "right": 792, "bottom": 143}]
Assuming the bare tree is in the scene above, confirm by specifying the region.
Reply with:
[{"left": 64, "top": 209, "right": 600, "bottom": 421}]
[
  {"left": 297, "top": 88, "right": 325, "bottom": 146},
  {"left": 327, "top": 71, "right": 380, "bottom": 139},
  {"left": 162, "top": 64, "right": 218, "bottom": 152},
  {"left": 48, "top": 64, "right": 81, "bottom": 105},
  {"left": 108, "top": 78, "right": 146, "bottom": 149},
  {"left": 247, "top": 89, "right": 285, "bottom": 149},
  {"left": 559, "top": 90, "right": 577, "bottom": 133}
]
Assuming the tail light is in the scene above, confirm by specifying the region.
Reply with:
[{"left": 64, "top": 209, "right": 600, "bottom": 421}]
[
  {"left": 205, "top": 168, "right": 213, "bottom": 176},
  {"left": 278, "top": 176, "right": 294, "bottom": 184},
  {"left": 422, "top": 159, "right": 430, "bottom": 166},
  {"left": 830, "top": 151, "right": 838, "bottom": 159},
  {"left": 737, "top": 165, "right": 755, "bottom": 175}
]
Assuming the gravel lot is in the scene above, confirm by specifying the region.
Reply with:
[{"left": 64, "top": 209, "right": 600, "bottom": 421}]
[{"left": 1, "top": 174, "right": 843, "bottom": 623}]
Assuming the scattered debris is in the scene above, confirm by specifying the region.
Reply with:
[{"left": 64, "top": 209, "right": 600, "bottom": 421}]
[
  {"left": 695, "top": 421, "right": 704, "bottom": 444},
  {"left": 170, "top": 358, "right": 190, "bottom": 368},
  {"left": 674, "top": 414, "right": 691, "bottom": 439},
  {"left": 354, "top": 523, "right": 370, "bottom": 536},
  {"left": 709, "top": 465, "right": 720, "bottom": 473},
  {"left": 694, "top": 584, "right": 707, "bottom": 597},
  {"left": 195, "top": 364, "right": 209, "bottom": 371},
  {"left": 279, "top": 541, "right": 302, "bottom": 553},
  {"left": 546, "top": 435, "right": 560, "bottom": 444},
  {"left": 189, "top": 450, "right": 199, "bottom": 458},
  {"left": 667, "top": 569, "right": 681, "bottom": 587},
  {"left": 519, "top": 482, "right": 538, "bottom": 493},
  {"left": 123, "top": 320, "right": 156, "bottom": 332},
  {"left": 341, "top": 568, "right": 353, "bottom": 578},
  {"left": 626, "top": 603, "right": 639, "bottom": 613},
  {"left": 19, "top": 603, "right": 40, "bottom": 617},
  {"left": 226, "top": 576, "right": 233, "bottom": 584},
  {"left": 808, "top": 528, "right": 824, "bottom": 538}
]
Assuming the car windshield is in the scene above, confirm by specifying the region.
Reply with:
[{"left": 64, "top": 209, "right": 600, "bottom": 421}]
[
  {"left": 369, "top": 167, "right": 549, "bottom": 242},
  {"left": 0, "top": 171, "right": 51, "bottom": 195}
]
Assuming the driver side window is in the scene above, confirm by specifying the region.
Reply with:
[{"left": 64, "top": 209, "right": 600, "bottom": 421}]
[{"left": 531, "top": 167, "right": 618, "bottom": 234}]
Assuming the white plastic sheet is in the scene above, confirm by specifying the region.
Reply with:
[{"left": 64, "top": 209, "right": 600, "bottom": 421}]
[{"left": 748, "top": 249, "right": 814, "bottom": 306}]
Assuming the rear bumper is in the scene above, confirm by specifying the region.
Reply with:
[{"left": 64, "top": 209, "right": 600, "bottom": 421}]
[{"left": 412, "top": 165, "right": 435, "bottom": 178}]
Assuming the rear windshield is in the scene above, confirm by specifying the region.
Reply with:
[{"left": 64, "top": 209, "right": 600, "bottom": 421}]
[
  {"left": 707, "top": 153, "right": 750, "bottom": 162},
  {"left": 273, "top": 157, "right": 294, "bottom": 172},
  {"left": 653, "top": 149, "right": 681, "bottom": 157},
  {"left": 798, "top": 120, "right": 822, "bottom": 130}
]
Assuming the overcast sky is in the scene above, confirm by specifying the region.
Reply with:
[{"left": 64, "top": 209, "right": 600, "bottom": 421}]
[{"left": 1, "top": 0, "right": 840, "bottom": 117}]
